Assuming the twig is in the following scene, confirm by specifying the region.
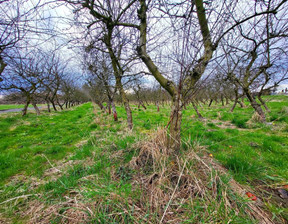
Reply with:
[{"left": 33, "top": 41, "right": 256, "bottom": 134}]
[
  {"left": 0, "top": 194, "right": 39, "bottom": 205},
  {"left": 42, "top": 154, "right": 62, "bottom": 173},
  {"left": 160, "top": 159, "right": 187, "bottom": 224}
]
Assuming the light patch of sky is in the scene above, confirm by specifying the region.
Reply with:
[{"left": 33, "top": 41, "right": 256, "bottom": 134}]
[
  {"left": 15, "top": 0, "right": 85, "bottom": 81},
  {"left": 10, "top": 0, "right": 286, "bottom": 88}
]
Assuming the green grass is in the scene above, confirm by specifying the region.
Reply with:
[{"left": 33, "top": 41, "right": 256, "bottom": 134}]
[
  {"left": 0, "top": 95, "right": 287, "bottom": 223},
  {"left": 0, "top": 104, "right": 95, "bottom": 183},
  {"left": 0, "top": 104, "right": 34, "bottom": 110}
]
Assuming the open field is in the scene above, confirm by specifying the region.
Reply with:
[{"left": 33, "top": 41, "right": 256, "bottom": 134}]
[
  {"left": 0, "top": 105, "right": 34, "bottom": 111},
  {"left": 0, "top": 95, "right": 287, "bottom": 223}
]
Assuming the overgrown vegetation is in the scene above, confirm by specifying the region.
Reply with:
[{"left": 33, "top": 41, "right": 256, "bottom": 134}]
[{"left": 0, "top": 95, "right": 287, "bottom": 223}]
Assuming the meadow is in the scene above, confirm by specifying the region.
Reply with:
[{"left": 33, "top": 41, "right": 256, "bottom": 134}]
[
  {"left": 0, "top": 95, "right": 287, "bottom": 223},
  {"left": 0, "top": 105, "right": 33, "bottom": 111}
]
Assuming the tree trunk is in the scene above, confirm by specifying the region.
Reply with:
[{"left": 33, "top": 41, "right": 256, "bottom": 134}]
[
  {"left": 32, "top": 101, "right": 40, "bottom": 115},
  {"left": 124, "top": 101, "right": 133, "bottom": 129},
  {"left": 145, "top": 100, "right": 150, "bottom": 106},
  {"left": 139, "top": 100, "right": 146, "bottom": 110},
  {"left": 221, "top": 95, "right": 224, "bottom": 106},
  {"left": 167, "top": 95, "right": 182, "bottom": 153},
  {"left": 22, "top": 99, "right": 30, "bottom": 116},
  {"left": 238, "top": 100, "right": 244, "bottom": 108},
  {"left": 51, "top": 100, "right": 57, "bottom": 111},
  {"left": 57, "top": 98, "right": 63, "bottom": 110},
  {"left": 258, "top": 95, "right": 270, "bottom": 112},
  {"left": 117, "top": 77, "right": 133, "bottom": 129},
  {"left": 244, "top": 88, "right": 266, "bottom": 122},
  {"left": 111, "top": 100, "right": 118, "bottom": 121},
  {"left": 192, "top": 101, "right": 204, "bottom": 119},
  {"left": 208, "top": 99, "right": 213, "bottom": 107},
  {"left": 230, "top": 98, "right": 238, "bottom": 112},
  {"left": 108, "top": 103, "right": 112, "bottom": 114},
  {"left": 97, "top": 101, "right": 104, "bottom": 111},
  {"left": 225, "top": 97, "right": 229, "bottom": 105},
  {"left": 46, "top": 101, "right": 51, "bottom": 112}
]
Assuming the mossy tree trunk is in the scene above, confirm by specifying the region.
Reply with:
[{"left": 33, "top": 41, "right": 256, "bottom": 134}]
[{"left": 167, "top": 94, "right": 182, "bottom": 153}]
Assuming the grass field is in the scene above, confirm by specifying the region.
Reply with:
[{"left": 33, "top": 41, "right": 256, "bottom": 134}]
[
  {"left": 0, "top": 95, "right": 287, "bottom": 223},
  {"left": 0, "top": 104, "right": 33, "bottom": 110}
]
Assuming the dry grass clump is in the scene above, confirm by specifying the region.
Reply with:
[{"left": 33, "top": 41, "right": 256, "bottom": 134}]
[
  {"left": 129, "top": 128, "right": 274, "bottom": 223},
  {"left": 247, "top": 112, "right": 264, "bottom": 127},
  {"left": 251, "top": 112, "right": 263, "bottom": 122},
  {"left": 130, "top": 128, "right": 169, "bottom": 172},
  {"left": 21, "top": 196, "right": 92, "bottom": 224}
]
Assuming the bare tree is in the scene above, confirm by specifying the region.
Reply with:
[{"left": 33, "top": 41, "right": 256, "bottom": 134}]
[
  {"left": 218, "top": 1, "right": 288, "bottom": 121},
  {"left": 62, "top": 0, "right": 287, "bottom": 152},
  {"left": 135, "top": 0, "right": 288, "bottom": 151},
  {"left": 66, "top": 0, "right": 141, "bottom": 130},
  {"left": 40, "top": 52, "right": 67, "bottom": 112},
  {"left": 84, "top": 50, "right": 120, "bottom": 120},
  {"left": 0, "top": 49, "right": 45, "bottom": 115},
  {"left": 0, "top": 0, "right": 42, "bottom": 79}
]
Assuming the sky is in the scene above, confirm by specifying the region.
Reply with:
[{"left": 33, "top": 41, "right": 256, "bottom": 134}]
[{"left": 1, "top": 0, "right": 288, "bottom": 92}]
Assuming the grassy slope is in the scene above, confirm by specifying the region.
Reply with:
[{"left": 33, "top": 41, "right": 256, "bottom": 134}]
[{"left": 0, "top": 95, "right": 287, "bottom": 223}]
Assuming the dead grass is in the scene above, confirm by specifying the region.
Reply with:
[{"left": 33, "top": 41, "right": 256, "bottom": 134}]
[
  {"left": 248, "top": 112, "right": 264, "bottom": 125},
  {"left": 21, "top": 196, "right": 92, "bottom": 224},
  {"left": 209, "top": 119, "right": 240, "bottom": 129},
  {"left": 1, "top": 128, "right": 279, "bottom": 223},
  {"left": 43, "top": 158, "right": 80, "bottom": 180},
  {"left": 129, "top": 128, "right": 274, "bottom": 223}
]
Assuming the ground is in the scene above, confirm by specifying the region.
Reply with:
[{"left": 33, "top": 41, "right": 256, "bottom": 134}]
[{"left": 0, "top": 95, "right": 287, "bottom": 223}]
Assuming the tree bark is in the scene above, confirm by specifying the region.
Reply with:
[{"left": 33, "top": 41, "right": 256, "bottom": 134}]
[
  {"left": 111, "top": 100, "right": 118, "bottom": 121},
  {"left": 258, "top": 95, "right": 270, "bottom": 112},
  {"left": 243, "top": 88, "right": 266, "bottom": 121},
  {"left": 230, "top": 89, "right": 239, "bottom": 112},
  {"left": 32, "top": 100, "right": 40, "bottom": 115},
  {"left": 116, "top": 77, "right": 133, "bottom": 129},
  {"left": 22, "top": 99, "right": 30, "bottom": 116},
  {"left": 230, "top": 98, "right": 238, "bottom": 112},
  {"left": 225, "top": 97, "right": 229, "bottom": 105},
  {"left": 192, "top": 101, "right": 204, "bottom": 119},
  {"left": 57, "top": 98, "right": 63, "bottom": 110},
  {"left": 108, "top": 103, "right": 111, "bottom": 114},
  {"left": 167, "top": 95, "right": 182, "bottom": 153},
  {"left": 47, "top": 101, "right": 51, "bottom": 113},
  {"left": 208, "top": 99, "right": 213, "bottom": 107},
  {"left": 50, "top": 100, "right": 57, "bottom": 111}
]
